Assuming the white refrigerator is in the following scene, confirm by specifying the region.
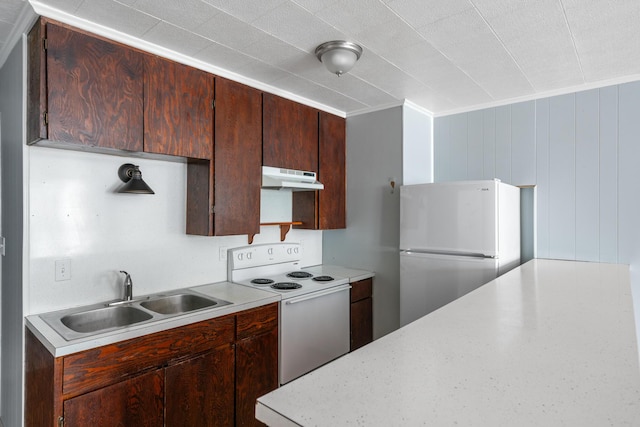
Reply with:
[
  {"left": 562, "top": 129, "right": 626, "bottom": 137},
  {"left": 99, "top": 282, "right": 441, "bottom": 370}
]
[{"left": 399, "top": 180, "right": 521, "bottom": 327}]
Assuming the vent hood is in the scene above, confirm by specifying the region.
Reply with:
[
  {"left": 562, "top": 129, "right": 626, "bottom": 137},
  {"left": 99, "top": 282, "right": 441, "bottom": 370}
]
[{"left": 262, "top": 166, "right": 324, "bottom": 191}]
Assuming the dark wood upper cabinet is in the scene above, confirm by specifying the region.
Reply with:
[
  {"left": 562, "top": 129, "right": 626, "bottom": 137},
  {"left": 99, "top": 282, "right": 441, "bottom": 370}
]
[
  {"left": 214, "top": 78, "right": 262, "bottom": 236},
  {"left": 293, "top": 112, "right": 346, "bottom": 230},
  {"left": 144, "top": 55, "right": 214, "bottom": 159},
  {"left": 186, "top": 78, "right": 262, "bottom": 237},
  {"left": 263, "top": 93, "right": 318, "bottom": 172},
  {"left": 28, "top": 19, "right": 144, "bottom": 150}
]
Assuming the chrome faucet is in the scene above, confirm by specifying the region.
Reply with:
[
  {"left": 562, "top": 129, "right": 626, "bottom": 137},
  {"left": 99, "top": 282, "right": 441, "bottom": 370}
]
[{"left": 120, "top": 270, "right": 133, "bottom": 301}]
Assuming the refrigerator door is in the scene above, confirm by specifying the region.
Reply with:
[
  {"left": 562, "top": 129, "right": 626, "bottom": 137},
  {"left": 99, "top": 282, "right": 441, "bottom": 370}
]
[
  {"left": 399, "top": 251, "right": 498, "bottom": 327},
  {"left": 400, "top": 181, "right": 499, "bottom": 257}
]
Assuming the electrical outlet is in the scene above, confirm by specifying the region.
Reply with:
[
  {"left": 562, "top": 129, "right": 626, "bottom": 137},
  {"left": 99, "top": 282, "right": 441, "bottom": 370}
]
[
  {"left": 55, "top": 259, "right": 71, "bottom": 281},
  {"left": 219, "top": 247, "right": 228, "bottom": 262}
]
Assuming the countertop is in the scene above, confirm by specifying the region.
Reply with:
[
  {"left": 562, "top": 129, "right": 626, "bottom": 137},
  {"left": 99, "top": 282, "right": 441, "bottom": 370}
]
[
  {"left": 303, "top": 265, "right": 375, "bottom": 282},
  {"left": 256, "top": 259, "right": 640, "bottom": 426},
  {"left": 26, "top": 281, "right": 280, "bottom": 357}
]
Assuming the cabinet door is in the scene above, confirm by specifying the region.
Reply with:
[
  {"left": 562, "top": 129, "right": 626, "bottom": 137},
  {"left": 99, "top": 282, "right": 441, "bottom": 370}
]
[
  {"left": 63, "top": 369, "right": 163, "bottom": 427},
  {"left": 165, "top": 345, "right": 235, "bottom": 427},
  {"left": 144, "top": 55, "right": 213, "bottom": 159},
  {"left": 214, "top": 78, "right": 262, "bottom": 236},
  {"left": 263, "top": 93, "right": 318, "bottom": 172},
  {"left": 293, "top": 112, "right": 346, "bottom": 229},
  {"left": 236, "top": 328, "right": 278, "bottom": 427},
  {"left": 350, "top": 297, "right": 373, "bottom": 352},
  {"left": 45, "top": 22, "right": 144, "bottom": 150}
]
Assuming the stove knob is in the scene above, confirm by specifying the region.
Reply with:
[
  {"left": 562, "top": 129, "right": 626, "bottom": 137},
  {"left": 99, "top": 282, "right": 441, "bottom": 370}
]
[
  {"left": 294, "top": 247, "right": 299, "bottom": 254},
  {"left": 287, "top": 247, "right": 292, "bottom": 254},
  {"left": 247, "top": 252, "right": 252, "bottom": 260},
  {"left": 237, "top": 253, "right": 244, "bottom": 261},
  {"left": 268, "top": 247, "right": 273, "bottom": 255}
]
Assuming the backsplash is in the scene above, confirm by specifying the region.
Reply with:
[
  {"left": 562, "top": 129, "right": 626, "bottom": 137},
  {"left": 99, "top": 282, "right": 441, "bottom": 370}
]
[{"left": 27, "top": 146, "right": 322, "bottom": 315}]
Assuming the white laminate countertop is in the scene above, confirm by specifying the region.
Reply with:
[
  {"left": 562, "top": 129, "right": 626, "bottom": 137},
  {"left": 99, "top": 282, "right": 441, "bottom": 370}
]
[
  {"left": 26, "top": 281, "right": 280, "bottom": 357},
  {"left": 256, "top": 259, "right": 640, "bottom": 426},
  {"left": 303, "top": 265, "right": 375, "bottom": 282}
]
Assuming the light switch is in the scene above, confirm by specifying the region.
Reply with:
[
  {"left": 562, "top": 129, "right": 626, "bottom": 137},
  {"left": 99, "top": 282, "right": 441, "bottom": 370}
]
[{"left": 55, "top": 259, "right": 71, "bottom": 281}]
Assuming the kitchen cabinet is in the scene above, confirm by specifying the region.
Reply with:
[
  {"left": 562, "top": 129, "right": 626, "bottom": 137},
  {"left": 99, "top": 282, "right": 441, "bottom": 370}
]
[
  {"left": 350, "top": 278, "right": 373, "bottom": 351},
  {"left": 235, "top": 304, "right": 279, "bottom": 426},
  {"left": 62, "top": 369, "right": 164, "bottom": 427},
  {"left": 25, "top": 302, "right": 279, "bottom": 427},
  {"left": 144, "top": 55, "right": 214, "bottom": 159},
  {"left": 27, "top": 18, "right": 144, "bottom": 150},
  {"left": 263, "top": 93, "right": 318, "bottom": 172},
  {"left": 187, "top": 78, "right": 262, "bottom": 236},
  {"left": 293, "top": 112, "right": 346, "bottom": 229}
]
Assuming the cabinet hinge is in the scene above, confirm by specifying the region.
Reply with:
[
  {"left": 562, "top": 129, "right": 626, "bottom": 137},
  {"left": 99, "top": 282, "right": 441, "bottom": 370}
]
[
  {"left": 43, "top": 111, "right": 48, "bottom": 125},
  {"left": 211, "top": 205, "right": 215, "bottom": 214},
  {"left": 43, "top": 38, "right": 48, "bottom": 51},
  {"left": 212, "top": 99, "right": 215, "bottom": 109},
  {"left": 58, "top": 416, "right": 64, "bottom": 427}
]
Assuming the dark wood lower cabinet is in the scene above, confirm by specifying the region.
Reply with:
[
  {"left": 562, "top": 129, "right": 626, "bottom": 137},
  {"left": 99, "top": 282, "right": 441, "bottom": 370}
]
[
  {"left": 25, "top": 302, "right": 279, "bottom": 427},
  {"left": 350, "top": 278, "right": 373, "bottom": 351},
  {"left": 166, "top": 346, "right": 235, "bottom": 427},
  {"left": 63, "top": 369, "right": 164, "bottom": 427}
]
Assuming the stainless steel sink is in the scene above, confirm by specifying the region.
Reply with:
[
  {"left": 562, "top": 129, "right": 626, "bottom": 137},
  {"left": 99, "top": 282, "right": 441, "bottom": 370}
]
[
  {"left": 140, "top": 293, "right": 228, "bottom": 315},
  {"left": 60, "top": 305, "right": 153, "bottom": 333},
  {"left": 39, "top": 289, "right": 232, "bottom": 341}
]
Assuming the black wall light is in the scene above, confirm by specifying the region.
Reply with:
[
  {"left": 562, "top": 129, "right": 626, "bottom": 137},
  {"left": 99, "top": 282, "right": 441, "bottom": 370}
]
[{"left": 117, "top": 163, "right": 155, "bottom": 194}]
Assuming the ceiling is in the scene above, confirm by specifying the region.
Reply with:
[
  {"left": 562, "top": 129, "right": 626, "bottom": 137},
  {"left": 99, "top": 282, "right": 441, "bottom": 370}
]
[{"left": 3, "top": 0, "right": 640, "bottom": 116}]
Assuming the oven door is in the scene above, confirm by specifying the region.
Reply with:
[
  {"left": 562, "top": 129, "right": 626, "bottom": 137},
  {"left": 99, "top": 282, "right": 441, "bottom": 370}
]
[{"left": 279, "top": 284, "right": 351, "bottom": 385}]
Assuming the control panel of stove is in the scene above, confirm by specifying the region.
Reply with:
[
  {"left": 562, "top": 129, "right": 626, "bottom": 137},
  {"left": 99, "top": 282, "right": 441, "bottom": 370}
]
[{"left": 228, "top": 243, "right": 303, "bottom": 270}]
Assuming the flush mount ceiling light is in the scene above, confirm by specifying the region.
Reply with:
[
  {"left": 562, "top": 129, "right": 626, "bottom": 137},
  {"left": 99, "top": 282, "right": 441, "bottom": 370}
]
[
  {"left": 117, "top": 163, "right": 155, "bottom": 194},
  {"left": 315, "top": 41, "right": 363, "bottom": 76}
]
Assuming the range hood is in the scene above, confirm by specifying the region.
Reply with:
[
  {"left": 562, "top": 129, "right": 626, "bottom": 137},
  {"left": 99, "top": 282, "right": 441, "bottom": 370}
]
[{"left": 262, "top": 166, "right": 324, "bottom": 191}]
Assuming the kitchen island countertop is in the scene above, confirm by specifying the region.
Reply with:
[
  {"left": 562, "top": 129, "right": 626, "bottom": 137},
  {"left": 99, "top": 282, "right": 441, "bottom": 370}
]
[
  {"left": 26, "top": 281, "right": 280, "bottom": 357},
  {"left": 256, "top": 259, "right": 640, "bottom": 426}
]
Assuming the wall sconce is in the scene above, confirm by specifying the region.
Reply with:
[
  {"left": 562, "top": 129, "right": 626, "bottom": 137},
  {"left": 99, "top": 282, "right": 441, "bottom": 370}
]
[
  {"left": 117, "top": 163, "right": 155, "bottom": 194},
  {"left": 315, "top": 41, "right": 363, "bottom": 76}
]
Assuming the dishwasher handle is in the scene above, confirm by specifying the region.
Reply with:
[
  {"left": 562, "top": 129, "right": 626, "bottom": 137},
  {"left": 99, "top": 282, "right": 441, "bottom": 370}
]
[{"left": 285, "top": 285, "right": 351, "bottom": 305}]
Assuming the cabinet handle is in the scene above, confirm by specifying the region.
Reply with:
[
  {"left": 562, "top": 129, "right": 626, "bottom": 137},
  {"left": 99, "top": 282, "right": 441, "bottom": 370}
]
[{"left": 285, "top": 285, "right": 351, "bottom": 305}]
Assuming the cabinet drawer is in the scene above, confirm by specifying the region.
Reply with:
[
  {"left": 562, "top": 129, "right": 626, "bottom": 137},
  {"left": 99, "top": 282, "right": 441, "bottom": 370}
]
[
  {"left": 236, "top": 303, "right": 278, "bottom": 341},
  {"left": 63, "top": 314, "right": 235, "bottom": 398},
  {"left": 350, "top": 278, "right": 373, "bottom": 303}
]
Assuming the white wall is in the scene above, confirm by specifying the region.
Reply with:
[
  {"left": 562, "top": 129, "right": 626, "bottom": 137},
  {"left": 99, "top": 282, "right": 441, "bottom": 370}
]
[
  {"left": 434, "top": 83, "right": 640, "bottom": 347},
  {"left": 0, "top": 40, "right": 25, "bottom": 427},
  {"left": 323, "top": 106, "right": 404, "bottom": 338},
  {"left": 402, "top": 103, "right": 433, "bottom": 185},
  {"left": 27, "top": 147, "right": 323, "bottom": 315}
]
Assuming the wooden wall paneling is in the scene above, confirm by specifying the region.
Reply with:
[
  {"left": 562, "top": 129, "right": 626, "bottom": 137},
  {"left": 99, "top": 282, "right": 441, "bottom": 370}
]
[
  {"left": 575, "top": 89, "right": 600, "bottom": 262},
  {"left": 186, "top": 159, "right": 213, "bottom": 236},
  {"left": 617, "top": 81, "right": 640, "bottom": 264},
  {"left": 467, "top": 110, "right": 484, "bottom": 180},
  {"left": 535, "top": 98, "right": 550, "bottom": 259},
  {"left": 213, "top": 78, "right": 262, "bottom": 236},
  {"left": 433, "top": 116, "right": 450, "bottom": 182},
  {"left": 548, "top": 94, "right": 576, "bottom": 260},
  {"left": 144, "top": 55, "right": 213, "bottom": 159},
  {"left": 482, "top": 109, "right": 496, "bottom": 180},
  {"left": 46, "top": 22, "right": 144, "bottom": 151},
  {"left": 494, "top": 105, "right": 512, "bottom": 183},
  {"left": 511, "top": 101, "right": 536, "bottom": 185},
  {"left": 598, "top": 86, "right": 619, "bottom": 263},
  {"left": 449, "top": 114, "right": 468, "bottom": 180}
]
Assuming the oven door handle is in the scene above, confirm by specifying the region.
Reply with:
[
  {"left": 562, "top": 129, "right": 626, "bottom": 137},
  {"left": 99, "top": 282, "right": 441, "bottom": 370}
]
[{"left": 284, "top": 284, "right": 352, "bottom": 305}]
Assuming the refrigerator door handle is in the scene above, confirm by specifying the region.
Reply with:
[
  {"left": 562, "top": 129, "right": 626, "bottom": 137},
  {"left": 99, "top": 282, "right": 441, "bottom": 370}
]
[{"left": 400, "top": 249, "right": 498, "bottom": 259}]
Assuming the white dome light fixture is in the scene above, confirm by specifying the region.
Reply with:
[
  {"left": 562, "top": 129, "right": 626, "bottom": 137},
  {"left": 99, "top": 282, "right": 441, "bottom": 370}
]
[{"left": 315, "top": 41, "right": 363, "bottom": 76}]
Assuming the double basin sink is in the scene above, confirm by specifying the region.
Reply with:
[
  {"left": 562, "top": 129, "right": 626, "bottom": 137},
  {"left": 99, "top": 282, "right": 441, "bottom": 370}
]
[{"left": 40, "top": 289, "right": 232, "bottom": 341}]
